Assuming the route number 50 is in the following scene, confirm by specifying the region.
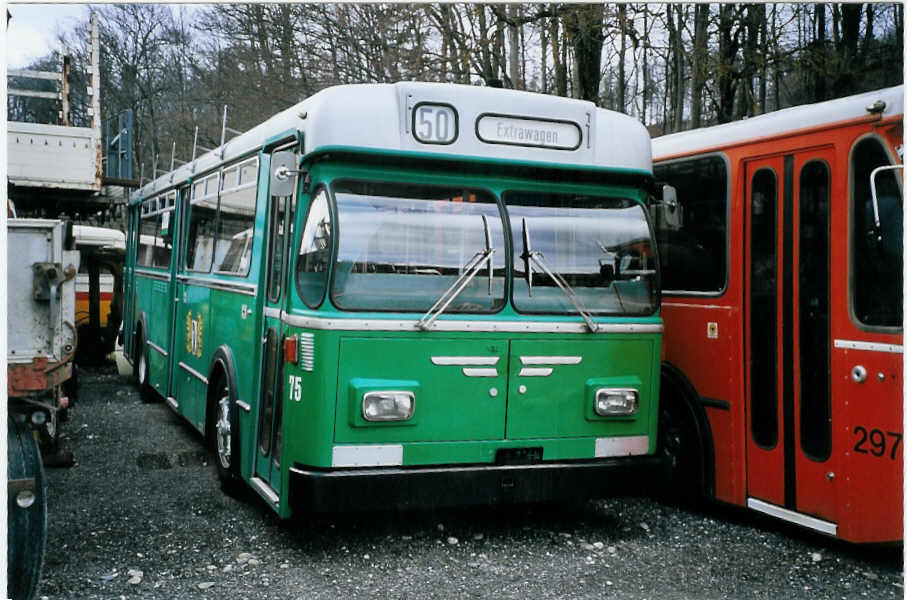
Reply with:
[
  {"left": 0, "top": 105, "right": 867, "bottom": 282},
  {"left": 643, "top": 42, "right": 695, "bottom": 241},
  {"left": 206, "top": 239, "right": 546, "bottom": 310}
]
[{"left": 413, "top": 104, "right": 457, "bottom": 144}]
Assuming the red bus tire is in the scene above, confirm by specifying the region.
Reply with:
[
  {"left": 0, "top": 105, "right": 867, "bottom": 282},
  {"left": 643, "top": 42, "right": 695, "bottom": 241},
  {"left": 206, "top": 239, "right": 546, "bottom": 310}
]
[{"left": 657, "top": 368, "right": 713, "bottom": 506}]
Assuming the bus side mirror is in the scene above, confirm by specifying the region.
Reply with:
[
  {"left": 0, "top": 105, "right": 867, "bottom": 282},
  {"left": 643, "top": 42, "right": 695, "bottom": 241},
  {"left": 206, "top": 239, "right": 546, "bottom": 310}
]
[
  {"left": 269, "top": 151, "right": 299, "bottom": 197},
  {"left": 652, "top": 184, "right": 682, "bottom": 230}
]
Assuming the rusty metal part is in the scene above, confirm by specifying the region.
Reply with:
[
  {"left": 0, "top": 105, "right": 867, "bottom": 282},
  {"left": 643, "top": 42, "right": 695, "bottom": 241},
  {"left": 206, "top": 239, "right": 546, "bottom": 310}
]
[{"left": 8, "top": 358, "right": 72, "bottom": 398}]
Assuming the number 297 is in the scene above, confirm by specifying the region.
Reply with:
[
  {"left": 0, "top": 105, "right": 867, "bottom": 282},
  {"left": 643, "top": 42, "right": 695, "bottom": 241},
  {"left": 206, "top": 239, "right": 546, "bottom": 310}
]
[{"left": 853, "top": 426, "right": 901, "bottom": 460}]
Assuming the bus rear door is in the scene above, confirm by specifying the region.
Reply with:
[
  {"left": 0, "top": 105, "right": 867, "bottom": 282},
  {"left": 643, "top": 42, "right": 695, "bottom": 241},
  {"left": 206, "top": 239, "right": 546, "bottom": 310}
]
[{"left": 744, "top": 147, "right": 838, "bottom": 532}]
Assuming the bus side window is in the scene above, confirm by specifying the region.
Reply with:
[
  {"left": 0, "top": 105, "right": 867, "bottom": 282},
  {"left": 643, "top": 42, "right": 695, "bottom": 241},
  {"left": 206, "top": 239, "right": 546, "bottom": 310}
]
[
  {"left": 296, "top": 189, "right": 332, "bottom": 308},
  {"left": 186, "top": 186, "right": 218, "bottom": 273},
  {"left": 137, "top": 206, "right": 158, "bottom": 267},
  {"left": 652, "top": 156, "right": 728, "bottom": 293},
  {"left": 851, "top": 138, "right": 903, "bottom": 328},
  {"left": 153, "top": 209, "right": 173, "bottom": 269},
  {"left": 214, "top": 160, "right": 258, "bottom": 276}
]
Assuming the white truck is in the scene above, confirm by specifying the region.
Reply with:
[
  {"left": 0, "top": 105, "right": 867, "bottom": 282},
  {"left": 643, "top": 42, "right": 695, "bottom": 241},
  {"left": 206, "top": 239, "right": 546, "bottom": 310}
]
[{"left": 7, "top": 219, "right": 79, "bottom": 600}]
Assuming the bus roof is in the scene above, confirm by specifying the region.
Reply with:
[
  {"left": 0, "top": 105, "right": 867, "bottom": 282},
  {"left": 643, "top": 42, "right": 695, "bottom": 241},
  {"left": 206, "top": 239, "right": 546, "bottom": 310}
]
[
  {"left": 73, "top": 225, "right": 126, "bottom": 250},
  {"left": 652, "top": 85, "right": 903, "bottom": 161},
  {"left": 132, "top": 82, "right": 652, "bottom": 203}
]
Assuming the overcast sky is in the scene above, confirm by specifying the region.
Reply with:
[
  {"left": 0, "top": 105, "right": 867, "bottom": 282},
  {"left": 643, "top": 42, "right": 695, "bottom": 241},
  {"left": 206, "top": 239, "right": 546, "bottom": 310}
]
[{"left": 7, "top": 3, "right": 93, "bottom": 68}]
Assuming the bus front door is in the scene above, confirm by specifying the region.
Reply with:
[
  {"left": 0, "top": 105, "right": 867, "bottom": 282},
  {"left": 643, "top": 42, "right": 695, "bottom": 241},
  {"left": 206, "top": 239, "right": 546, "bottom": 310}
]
[
  {"left": 744, "top": 148, "right": 837, "bottom": 532},
  {"left": 253, "top": 164, "right": 295, "bottom": 502}
]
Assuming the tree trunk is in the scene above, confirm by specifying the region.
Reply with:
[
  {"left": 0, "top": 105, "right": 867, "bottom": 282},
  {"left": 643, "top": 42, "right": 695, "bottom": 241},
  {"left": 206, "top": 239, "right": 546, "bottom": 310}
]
[
  {"left": 565, "top": 4, "right": 605, "bottom": 103},
  {"left": 507, "top": 4, "right": 520, "bottom": 89},
  {"left": 541, "top": 14, "right": 548, "bottom": 93},
  {"left": 690, "top": 3, "right": 709, "bottom": 128},
  {"left": 668, "top": 4, "right": 685, "bottom": 131},
  {"left": 717, "top": 5, "right": 740, "bottom": 123},
  {"left": 641, "top": 4, "right": 649, "bottom": 123},
  {"left": 738, "top": 4, "right": 759, "bottom": 119},
  {"left": 494, "top": 4, "right": 506, "bottom": 84},
  {"left": 815, "top": 3, "right": 826, "bottom": 101},
  {"left": 758, "top": 4, "right": 767, "bottom": 114},
  {"left": 833, "top": 4, "right": 861, "bottom": 97},
  {"left": 617, "top": 4, "right": 627, "bottom": 112},
  {"left": 550, "top": 13, "right": 567, "bottom": 96},
  {"left": 861, "top": 3, "right": 874, "bottom": 61}
]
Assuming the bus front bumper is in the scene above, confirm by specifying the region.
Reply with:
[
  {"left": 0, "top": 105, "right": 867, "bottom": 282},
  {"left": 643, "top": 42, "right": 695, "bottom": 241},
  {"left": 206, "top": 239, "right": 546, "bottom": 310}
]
[{"left": 289, "top": 455, "right": 669, "bottom": 514}]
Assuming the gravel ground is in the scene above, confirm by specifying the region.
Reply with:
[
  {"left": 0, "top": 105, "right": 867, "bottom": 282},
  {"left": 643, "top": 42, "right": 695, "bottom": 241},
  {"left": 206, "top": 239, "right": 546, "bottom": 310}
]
[{"left": 38, "top": 370, "right": 902, "bottom": 600}]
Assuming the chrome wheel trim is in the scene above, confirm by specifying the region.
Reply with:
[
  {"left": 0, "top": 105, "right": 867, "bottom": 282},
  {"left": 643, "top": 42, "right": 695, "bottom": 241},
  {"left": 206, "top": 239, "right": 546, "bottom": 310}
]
[
  {"left": 216, "top": 394, "right": 232, "bottom": 470},
  {"left": 137, "top": 343, "right": 147, "bottom": 385}
]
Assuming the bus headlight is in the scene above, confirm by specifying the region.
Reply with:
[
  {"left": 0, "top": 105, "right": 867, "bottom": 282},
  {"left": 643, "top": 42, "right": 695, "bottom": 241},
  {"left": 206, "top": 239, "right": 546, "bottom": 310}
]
[
  {"left": 594, "top": 389, "right": 639, "bottom": 416},
  {"left": 362, "top": 391, "right": 415, "bottom": 422}
]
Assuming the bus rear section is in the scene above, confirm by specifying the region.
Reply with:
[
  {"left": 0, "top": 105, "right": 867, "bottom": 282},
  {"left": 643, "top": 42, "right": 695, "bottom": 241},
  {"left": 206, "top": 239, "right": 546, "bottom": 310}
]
[
  {"left": 73, "top": 225, "right": 125, "bottom": 365},
  {"left": 652, "top": 85, "right": 903, "bottom": 543},
  {"left": 125, "top": 82, "right": 666, "bottom": 520}
]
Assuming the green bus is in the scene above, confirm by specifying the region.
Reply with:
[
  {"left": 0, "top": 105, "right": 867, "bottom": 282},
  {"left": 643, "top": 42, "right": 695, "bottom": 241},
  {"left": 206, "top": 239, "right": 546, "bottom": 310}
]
[{"left": 123, "top": 82, "right": 665, "bottom": 517}]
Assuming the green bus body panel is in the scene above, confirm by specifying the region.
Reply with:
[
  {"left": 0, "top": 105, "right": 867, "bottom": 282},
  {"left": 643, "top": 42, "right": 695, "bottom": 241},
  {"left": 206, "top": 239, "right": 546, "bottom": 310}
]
[
  {"left": 134, "top": 274, "right": 171, "bottom": 394},
  {"left": 337, "top": 338, "right": 508, "bottom": 443},
  {"left": 280, "top": 328, "right": 661, "bottom": 473},
  {"left": 505, "top": 338, "right": 655, "bottom": 439},
  {"left": 175, "top": 283, "right": 210, "bottom": 430},
  {"left": 128, "top": 148, "right": 662, "bottom": 520},
  {"left": 331, "top": 336, "right": 657, "bottom": 445}
]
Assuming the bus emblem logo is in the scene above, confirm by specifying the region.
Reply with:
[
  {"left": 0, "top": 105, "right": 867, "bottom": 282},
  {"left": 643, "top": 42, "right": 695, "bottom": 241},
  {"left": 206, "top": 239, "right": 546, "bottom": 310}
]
[{"left": 186, "top": 310, "right": 204, "bottom": 357}]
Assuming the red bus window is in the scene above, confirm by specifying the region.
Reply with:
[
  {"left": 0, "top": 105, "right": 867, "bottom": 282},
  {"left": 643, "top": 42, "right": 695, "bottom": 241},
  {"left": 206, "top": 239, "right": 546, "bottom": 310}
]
[
  {"left": 750, "top": 168, "right": 778, "bottom": 449},
  {"left": 653, "top": 156, "right": 727, "bottom": 293},
  {"left": 798, "top": 161, "right": 831, "bottom": 461},
  {"left": 851, "top": 138, "right": 903, "bottom": 328}
]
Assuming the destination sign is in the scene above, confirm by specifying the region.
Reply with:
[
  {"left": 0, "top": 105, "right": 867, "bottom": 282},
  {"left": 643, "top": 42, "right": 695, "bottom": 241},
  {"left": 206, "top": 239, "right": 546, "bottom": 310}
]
[{"left": 476, "top": 115, "right": 581, "bottom": 150}]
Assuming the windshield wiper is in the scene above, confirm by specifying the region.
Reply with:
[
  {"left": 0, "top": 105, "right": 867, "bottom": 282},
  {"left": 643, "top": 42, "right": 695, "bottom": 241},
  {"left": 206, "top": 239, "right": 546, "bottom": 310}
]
[
  {"left": 520, "top": 218, "right": 599, "bottom": 333},
  {"left": 417, "top": 215, "right": 495, "bottom": 331}
]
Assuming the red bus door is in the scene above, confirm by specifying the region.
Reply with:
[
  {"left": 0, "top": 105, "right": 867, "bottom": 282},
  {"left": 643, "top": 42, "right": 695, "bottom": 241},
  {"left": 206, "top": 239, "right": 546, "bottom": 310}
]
[{"left": 744, "top": 149, "right": 838, "bottom": 533}]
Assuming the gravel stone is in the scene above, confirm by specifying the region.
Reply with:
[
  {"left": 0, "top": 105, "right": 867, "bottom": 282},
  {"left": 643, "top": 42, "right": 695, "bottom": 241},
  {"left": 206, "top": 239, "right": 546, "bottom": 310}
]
[{"left": 38, "top": 370, "right": 902, "bottom": 600}]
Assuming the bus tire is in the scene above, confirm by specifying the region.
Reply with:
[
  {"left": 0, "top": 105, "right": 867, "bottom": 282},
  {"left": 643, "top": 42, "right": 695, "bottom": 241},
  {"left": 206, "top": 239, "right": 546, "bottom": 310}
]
[
  {"left": 210, "top": 373, "right": 241, "bottom": 495},
  {"left": 657, "top": 370, "right": 711, "bottom": 507},
  {"left": 7, "top": 416, "right": 48, "bottom": 600},
  {"left": 133, "top": 330, "right": 154, "bottom": 403}
]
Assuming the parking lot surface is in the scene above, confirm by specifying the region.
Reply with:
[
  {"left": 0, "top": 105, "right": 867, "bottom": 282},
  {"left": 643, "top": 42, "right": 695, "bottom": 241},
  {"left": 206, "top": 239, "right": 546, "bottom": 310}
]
[{"left": 38, "top": 370, "right": 902, "bottom": 599}]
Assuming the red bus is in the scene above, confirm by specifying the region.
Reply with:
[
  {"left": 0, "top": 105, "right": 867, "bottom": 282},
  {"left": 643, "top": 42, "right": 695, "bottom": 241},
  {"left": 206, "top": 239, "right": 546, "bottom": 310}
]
[{"left": 651, "top": 86, "right": 903, "bottom": 544}]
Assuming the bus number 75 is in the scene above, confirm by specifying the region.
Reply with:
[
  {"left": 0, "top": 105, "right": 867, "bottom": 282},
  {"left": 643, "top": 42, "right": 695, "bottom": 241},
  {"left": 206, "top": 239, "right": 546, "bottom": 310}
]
[{"left": 287, "top": 375, "right": 303, "bottom": 403}]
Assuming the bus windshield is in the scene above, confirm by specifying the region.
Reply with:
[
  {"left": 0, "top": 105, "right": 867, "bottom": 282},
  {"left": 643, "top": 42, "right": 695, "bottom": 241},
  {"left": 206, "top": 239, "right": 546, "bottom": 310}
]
[
  {"left": 330, "top": 181, "right": 507, "bottom": 313},
  {"left": 505, "top": 191, "right": 658, "bottom": 316}
]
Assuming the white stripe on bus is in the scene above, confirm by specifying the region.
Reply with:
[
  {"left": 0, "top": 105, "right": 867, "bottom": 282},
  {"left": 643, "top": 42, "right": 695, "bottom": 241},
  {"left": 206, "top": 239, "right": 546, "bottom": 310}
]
[{"left": 833, "top": 339, "right": 903, "bottom": 354}]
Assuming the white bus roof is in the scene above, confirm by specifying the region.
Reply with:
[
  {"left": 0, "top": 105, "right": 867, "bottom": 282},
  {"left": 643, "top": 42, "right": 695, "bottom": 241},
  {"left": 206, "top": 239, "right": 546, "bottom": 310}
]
[
  {"left": 133, "top": 82, "right": 652, "bottom": 202},
  {"left": 652, "top": 85, "right": 903, "bottom": 160},
  {"left": 73, "top": 225, "right": 126, "bottom": 250}
]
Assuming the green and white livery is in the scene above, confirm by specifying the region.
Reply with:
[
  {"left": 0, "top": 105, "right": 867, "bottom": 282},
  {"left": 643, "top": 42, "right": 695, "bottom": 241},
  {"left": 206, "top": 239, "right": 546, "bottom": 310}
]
[{"left": 124, "top": 82, "right": 664, "bottom": 517}]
